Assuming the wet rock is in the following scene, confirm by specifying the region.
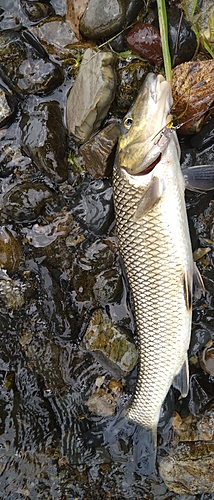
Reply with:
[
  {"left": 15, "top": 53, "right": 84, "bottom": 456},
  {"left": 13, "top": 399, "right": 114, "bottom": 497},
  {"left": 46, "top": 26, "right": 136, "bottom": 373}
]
[
  {"left": 29, "top": 17, "right": 78, "bottom": 61},
  {"left": 2, "top": 182, "right": 54, "bottom": 223},
  {"left": 0, "top": 29, "right": 63, "bottom": 96},
  {"left": 67, "top": 48, "right": 116, "bottom": 142},
  {"left": 113, "top": 59, "right": 150, "bottom": 116},
  {"left": 0, "top": 269, "right": 25, "bottom": 309},
  {"left": 20, "top": 100, "right": 68, "bottom": 183},
  {"left": 126, "top": 22, "right": 163, "bottom": 66},
  {"left": 0, "top": 86, "right": 16, "bottom": 127},
  {"left": 199, "top": 341, "right": 214, "bottom": 376},
  {"left": 172, "top": 408, "right": 214, "bottom": 441},
  {"left": 93, "top": 268, "right": 123, "bottom": 304},
  {"left": 79, "top": 122, "right": 120, "bottom": 178},
  {"left": 70, "top": 178, "right": 114, "bottom": 236},
  {"left": 0, "top": 140, "right": 33, "bottom": 178},
  {"left": 167, "top": 6, "right": 197, "bottom": 67},
  {"left": 20, "top": 0, "right": 54, "bottom": 22},
  {"left": 22, "top": 212, "right": 74, "bottom": 248},
  {"left": 0, "top": 227, "right": 22, "bottom": 272},
  {"left": 82, "top": 309, "right": 138, "bottom": 378},
  {"left": 159, "top": 441, "right": 214, "bottom": 494},
  {"left": 79, "top": 0, "right": 126, "bottom": 39}
]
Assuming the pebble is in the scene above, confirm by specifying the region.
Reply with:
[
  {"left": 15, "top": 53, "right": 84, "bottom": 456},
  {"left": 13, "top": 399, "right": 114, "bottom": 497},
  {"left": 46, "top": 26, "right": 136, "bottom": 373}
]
[
  {"left": 126, "top": 22, "right": 163, "bottom": 66},
  {"left": 79, "top": 0, "right": 126, "bottom": 39},
  {"left": 67, "top": 48, "right": 116, "bottom": 142}
]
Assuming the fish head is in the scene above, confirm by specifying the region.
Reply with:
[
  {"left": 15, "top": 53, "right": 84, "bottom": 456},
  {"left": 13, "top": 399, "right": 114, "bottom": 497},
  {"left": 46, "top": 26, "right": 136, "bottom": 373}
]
[{"left": 117, "top": 73, "right": 173, "bottom": 175}]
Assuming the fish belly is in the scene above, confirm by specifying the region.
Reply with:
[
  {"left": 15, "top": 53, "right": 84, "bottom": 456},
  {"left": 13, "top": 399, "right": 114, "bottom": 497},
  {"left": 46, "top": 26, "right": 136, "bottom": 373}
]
[{"left": 113, "top": 164, "right": 193, "bottom": 429}]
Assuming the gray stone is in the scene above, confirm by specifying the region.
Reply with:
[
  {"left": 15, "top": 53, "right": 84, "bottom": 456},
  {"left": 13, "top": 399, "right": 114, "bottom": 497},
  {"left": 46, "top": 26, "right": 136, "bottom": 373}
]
[{"left": 67, "top": 48, "right": 116, "bottom": 142}]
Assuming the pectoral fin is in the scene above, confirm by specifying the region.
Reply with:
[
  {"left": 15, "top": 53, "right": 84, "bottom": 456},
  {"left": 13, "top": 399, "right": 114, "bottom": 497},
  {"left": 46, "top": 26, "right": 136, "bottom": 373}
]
[
  {"left": 134, "top": 176, "right": 166, "bottom": 219},
  {"left": 173, "top": 355, "right": 189, "bottom": 397},
  {"left": 183, "top": 165, "right": 214, "bottom": 191}
]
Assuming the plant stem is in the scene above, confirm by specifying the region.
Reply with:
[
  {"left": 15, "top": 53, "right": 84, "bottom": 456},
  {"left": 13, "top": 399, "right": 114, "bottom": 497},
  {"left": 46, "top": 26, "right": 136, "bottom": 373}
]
[{"left": 157, "top": 0, "right": 172, "bottom": 83}]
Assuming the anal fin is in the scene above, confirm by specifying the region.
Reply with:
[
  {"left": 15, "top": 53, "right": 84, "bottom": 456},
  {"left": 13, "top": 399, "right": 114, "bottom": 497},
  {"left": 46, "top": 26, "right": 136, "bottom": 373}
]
[
  {"left": 173, "top": 356, "right": 189, "bottom": 397},
  {"left": 183, "top": 270, "right": 192, "bottom": 311}
]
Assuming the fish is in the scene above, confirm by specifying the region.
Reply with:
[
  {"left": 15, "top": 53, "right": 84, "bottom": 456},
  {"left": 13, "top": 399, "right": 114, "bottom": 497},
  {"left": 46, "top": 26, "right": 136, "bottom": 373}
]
[{"left": 112, "top": 72, "right": 202, "bottom": 434}]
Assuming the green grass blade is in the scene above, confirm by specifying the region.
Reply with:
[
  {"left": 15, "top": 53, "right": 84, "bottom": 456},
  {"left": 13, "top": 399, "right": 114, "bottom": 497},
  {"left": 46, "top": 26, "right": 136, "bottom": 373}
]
[{"left": 157, "top": 0, "right": 172, "bottom": 83}]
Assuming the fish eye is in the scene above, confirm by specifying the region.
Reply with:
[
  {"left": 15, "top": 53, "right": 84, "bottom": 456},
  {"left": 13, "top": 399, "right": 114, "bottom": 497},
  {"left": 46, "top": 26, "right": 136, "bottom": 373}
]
[{"left": 123, "top": 117, "right": 133, "bottom": 129}]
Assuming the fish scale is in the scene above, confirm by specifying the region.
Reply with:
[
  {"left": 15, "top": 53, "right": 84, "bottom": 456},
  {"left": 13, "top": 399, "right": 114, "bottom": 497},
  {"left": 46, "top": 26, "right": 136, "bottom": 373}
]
[{"left": 113, "top": 148, "right": 193, "bottom": 430}]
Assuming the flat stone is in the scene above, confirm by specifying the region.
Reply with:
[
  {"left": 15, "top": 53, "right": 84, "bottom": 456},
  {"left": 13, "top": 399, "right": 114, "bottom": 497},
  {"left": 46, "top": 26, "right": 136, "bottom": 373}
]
[
  {"left": 79, "top": 122, "right": 120, "bottom": 178},
  {"left": 67, "top": 48, "right": 116, "bottom": 142}
]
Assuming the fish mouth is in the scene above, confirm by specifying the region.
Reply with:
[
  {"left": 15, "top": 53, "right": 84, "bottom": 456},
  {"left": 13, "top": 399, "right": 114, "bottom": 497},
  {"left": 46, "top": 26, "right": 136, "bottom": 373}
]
[
  {"left": 135, "top": 154, "right": 162, "bottom": 176},
  {"left": 118, "top": 73, "right": 173, "bottom": 175}
]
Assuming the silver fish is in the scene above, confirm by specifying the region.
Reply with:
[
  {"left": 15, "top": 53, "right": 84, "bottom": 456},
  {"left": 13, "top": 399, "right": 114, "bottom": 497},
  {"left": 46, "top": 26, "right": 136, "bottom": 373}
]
[{"left": 113, "top": 72, "right": 198, "bottom": 432}]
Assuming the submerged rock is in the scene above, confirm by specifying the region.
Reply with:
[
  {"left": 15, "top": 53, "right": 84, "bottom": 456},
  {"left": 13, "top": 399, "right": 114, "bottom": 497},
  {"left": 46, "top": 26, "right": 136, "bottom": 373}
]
[
  {"left": 82, "top": 309, "right": 138, "bottom": 378},
  {"left": 67, "top": 48, "right": 116, "bottom": 142},
  {"left": 79, "top": 0, "right": 126, "bottom": 39},
  {"left": 20, "top": 100, "right": 68, "bottom": 183},
  {"left": 2, "top": 182, "right": 54, "bottom": 223},
  {"left": 0, "top": 29, "right": 63, "bottom": 96}
]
